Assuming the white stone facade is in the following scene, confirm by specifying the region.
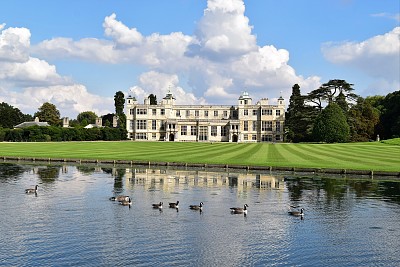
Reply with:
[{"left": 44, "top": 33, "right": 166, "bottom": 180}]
[{"left": 125, "top": 92, "right": 285, "bottom": 142}]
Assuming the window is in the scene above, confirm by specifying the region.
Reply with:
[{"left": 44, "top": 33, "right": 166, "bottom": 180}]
[
  {"left": 223, "top": 111, "right": 228, "bottom": 118},
  {"left": 130, "top": 109, "right": 134, "bottom": 115},
  {"left": 252, "top": 121, "right": 257, "bottom": 131},
  {"left": 244, "top": 109, "right": 248, "bottom": 116},
  {"left": 276, "top": 121, "right": 281, "bottom": 132},
  {"left": 136, "top": 120, "right": 147, "bottom": 130},
  {"left": 252, "top": 109, "right": 258, "bottom": 116},
  {"left": 276, "top": 110, "right": 281, "bottom": 116},
  {"left": 130, "top": 121, "right": 134, "bottom": 130},
  {"left": 160, "top": 120, "right": 165, "bottom": 130},
  {"left": 252, "top": 134, "right": 257, "bottom": 140},
  {"left": 244, "top": 100, "right": 248, "bottom": 105},
  {"left": 262, "top": 121, "right": 272, "bottom": 131},
  {"left": 221, "top": 126, "right": 228, "bottom": 136},
  {"left": 211, "top": 126, "right": 217, "bottom": 136},
  {"left": 152, "top": 109, "right": 157, "bottom": 115},
  {"left": 186, "top": 110, "right": 190, "bottom": 117},
  {"left": 199, "top": 126, "right": 208, "bottom": 141},
  {"left": 204, "top": 110, "right": 208, "bottom": 117},
  {"left": 152, "top": 120, "right": 156, "bottom": 130},
  {"left": 135, "top": 133, "right": 147, "bottom": 140},
  {"left": 168, "top": 124, "right": 175, "bottom": 130},
  {"left": 152, "top": 133, "right": 156, "bottom": 139},
  {"left": 214, "top": 110, "right": 218, "bottom": 117},
  {"left": 275, "top": 135, "right": 281, "bottom": 141},
  {"left": 261, "top": 135, "right": 273, "bottom": 142},
  {"left": 176, "top": 110, "right": 180, "bottom": 117},
  {"left": 244, "top": 134, "right": 248, "bottom": 140},
  {"left": 195, "top": 110, "right": 199, "bottom": 117},
  {"left": 181, "top": 126, "right": 187, "bottom": 135},
  {"left": 137, "top": 109, "right": 147, "bottom": 115},
  {"left": 161, "top": 109, "right": 165, "bottom": 115},
  {"left": 244, "top": 121, "right": 248, "bottom": 131},
  {"left": 190, "top": 126, "right": 197, "bottom": 136},
  {"left": 262, "top": 109, "right": 272, "bottom": 115}
]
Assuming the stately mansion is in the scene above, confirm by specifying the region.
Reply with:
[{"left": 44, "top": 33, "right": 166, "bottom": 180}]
[{"left": 125, "top": 91, "right": 285, "bottom": 143}]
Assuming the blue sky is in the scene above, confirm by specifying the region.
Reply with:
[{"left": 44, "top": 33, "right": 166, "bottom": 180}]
[{"left": 0, "top": 0, "right": 399, "bottom": 118}]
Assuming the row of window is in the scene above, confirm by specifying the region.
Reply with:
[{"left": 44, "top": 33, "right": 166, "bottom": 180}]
[
  {"left": 131, "top": 120, "right": 282, "bottom": 133},
  {"left": 134, "top": 133, "right": 282, "bottom": 141},
  {"left": 130, "top": 108, "right": 281, "bottom": 117}
]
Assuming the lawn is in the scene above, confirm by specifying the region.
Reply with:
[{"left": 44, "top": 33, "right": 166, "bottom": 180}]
[{"left": 0, "top": 140, "right": 399, "bottom": 172}]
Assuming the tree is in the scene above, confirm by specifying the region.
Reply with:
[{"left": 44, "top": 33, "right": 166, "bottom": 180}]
[
  {"left": 0, "top": 102, "right": 33, "bottom": 129},
  {"left": 34, "top": 102, "right": 60, "bottom": 126},
  {"left": 285, "top": 84, "right": 318, "bottom": 142},
  {"left": 148, "top": 94, "right": 157, "bottom": 105},
  {"left": 114, "top": 91, "right": 125, "bottom": 116},
  {"left": 313, "top": 102, "right": 350, "bottom": 143},
  {"left": 77, "top": 111, "right": 97, "bottom": 126},
  {"left": 377, "top": 90, "right": 400, "bottom": 139},
  {"left": 307, "top": 79, "right": 358, "bottom": 111},
  {"left": 348, "top": 97, "right": 380, "bottom": 142},
  {"left": 114, "top": 91, "right": 125, "bottom": 129}
]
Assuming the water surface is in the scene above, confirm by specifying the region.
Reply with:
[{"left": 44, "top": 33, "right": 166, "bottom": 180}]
[{"left": 0, "top": 163, "right": 399, "bottom": 266}]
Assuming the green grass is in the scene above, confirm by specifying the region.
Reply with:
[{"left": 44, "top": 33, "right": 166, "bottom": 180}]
[{"left": 0, "top": 140, "right": 399, "bottom": 172}]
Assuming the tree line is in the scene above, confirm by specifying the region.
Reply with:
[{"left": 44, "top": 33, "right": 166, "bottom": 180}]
[
  {"left": 285, "top": 79, "right": 399, "bottom": 143},
  {"left": 0, "top": 91, "right": 128, "bottom": 142}
]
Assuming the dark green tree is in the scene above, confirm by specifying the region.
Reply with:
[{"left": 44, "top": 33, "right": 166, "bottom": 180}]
[
  {"left": 102, "top": 113, "right": 114, "bottom": 127},
  {"left": 348, "top": 97, "right": 380, "bottom": 142},
  {"left": 114, "top": 91, "right": 125, "bottom": 116},
  {"left": 34, "top": 102, "right": 60, "bottom": 126},
  {"left": 377, "top": 90, "right": 400, "bottom": 139},
  {"left": 0, "top": 102, "right": 33, "bottom": 129},
  {"left": 313, "top": 102, "right": 350, "bottom": 143},
  {"left": 307, "top": 79, "right": 358, "bottom": 111},
  {"left": 114, "top": 91, "right": 126, "bottom": 129},
  {"left": 77, "top": 111, "right": 98, "bottom": 126},
  {"left": 285, "top": 84, "right": 318, "bottom": 142},
  {"left": 148, "top": 94, "right": 157, "bottom": 105}
]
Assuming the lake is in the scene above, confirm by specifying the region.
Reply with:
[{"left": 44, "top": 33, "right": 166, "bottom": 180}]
[{"left": 0, "top": 162, "right": 399, "bottom": 266}]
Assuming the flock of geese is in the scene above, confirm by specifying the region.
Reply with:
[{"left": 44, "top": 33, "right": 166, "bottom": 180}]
[
  {"left": 108, "top": 195, "right": 305, "bottom": 217},
  {"left": 25, "top": 185, "right": 304, "bottom": 217}
]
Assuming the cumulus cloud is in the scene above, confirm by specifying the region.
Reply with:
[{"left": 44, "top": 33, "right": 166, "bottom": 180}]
[
  {"left": 129, "top": 71, "right": 206, "bottom": 106},
  {"left": 31, "top": 0, "right": 319, "bottom": 106},
  {"left": 0, "top": 25, "right": 30, "bottom": 63},
  {"left": 322, "top": 27, "right": 400, "bottom": 89},
  {"left": 0, "top": 84, "right": 113, "bottom": 118},
  {"left": 0, "top": 25, "right": 113, "bottom": 118},
  {"left": 103, "top": 13, "right": 143, "bottom": 47}
]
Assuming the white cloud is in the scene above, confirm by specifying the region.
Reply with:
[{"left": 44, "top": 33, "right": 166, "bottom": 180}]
[
  {"left": 0, "top": 84, "right": 113, "bottom": 118},
  {"left": 4, "top": 0, "right": 326, "bottom": 119},
  {"left": 103, "top": 13, "right": 143, "bottom": 47},
  {"left": 129, "top": 71, "right": 206, "bottom": 105},
  {"left": 0, "top": 25, "right": 114, "bottom": 118},
  {"left": 0, "top": 25, "right": 30, "bottom": 63},
  {"left": 322, "top": 27, "right": 400, "bottom": 90}
]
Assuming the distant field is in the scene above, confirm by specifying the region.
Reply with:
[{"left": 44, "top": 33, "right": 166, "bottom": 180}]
[{"left": 0, "top": 140, "right": 399, "bottom": 172}]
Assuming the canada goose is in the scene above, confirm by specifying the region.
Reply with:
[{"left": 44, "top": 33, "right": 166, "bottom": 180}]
[
  {"left": 169, "top": 201, "right": 179, "bottom": 209},
  {"left": 189, "top": 202, "right": 203, "bottom": 210},
  {"left": 25, "top": 185, "right": 38, "bottom": 194},
  {"left": 230, "top": 204, "right": 249, "bottom": 214},
  {"left": 152, "top": 202, "right": 163, "bottom": 209},
  {"left": 109, "top": 195, "right": 129, "bottom": 202},
  {"left": 288, "top": 208, "right": 304, "bottom": 216},
  {"left": 120, "top": 197, "right": 132, "bottom": 206}
]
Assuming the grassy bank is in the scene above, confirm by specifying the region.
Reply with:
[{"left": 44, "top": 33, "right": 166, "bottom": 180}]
[{"left": 1, "top": 139, "right": 399, "bottom": 172}]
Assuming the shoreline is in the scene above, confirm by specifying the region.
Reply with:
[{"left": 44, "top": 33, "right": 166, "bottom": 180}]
[{"left": 2, "top": 156, "right": 399, "bottom": 179}]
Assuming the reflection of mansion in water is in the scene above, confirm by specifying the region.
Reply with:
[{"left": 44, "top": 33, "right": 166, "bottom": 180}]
[
  {"left": 124, "top": 168, "right": 285, "bottom": 191},
  {"left": 125, "top": 91, "right": 285, "bottom": 142}
]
